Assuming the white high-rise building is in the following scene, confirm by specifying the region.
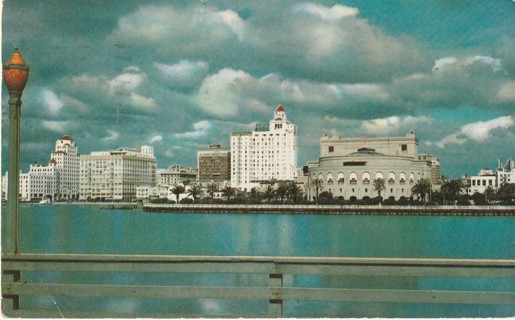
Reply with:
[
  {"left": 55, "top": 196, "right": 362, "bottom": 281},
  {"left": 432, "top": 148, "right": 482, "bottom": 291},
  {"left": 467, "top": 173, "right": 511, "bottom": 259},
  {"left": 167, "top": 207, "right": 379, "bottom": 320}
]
[
  {"left": 79, "top": 146, "right": 156, "bottom": 201},
  {"left": 3, "top": 135, "right": 80, "bottom": 202},
  {"left": 231, "top": 105, "right": 297, "bottom": 191}
]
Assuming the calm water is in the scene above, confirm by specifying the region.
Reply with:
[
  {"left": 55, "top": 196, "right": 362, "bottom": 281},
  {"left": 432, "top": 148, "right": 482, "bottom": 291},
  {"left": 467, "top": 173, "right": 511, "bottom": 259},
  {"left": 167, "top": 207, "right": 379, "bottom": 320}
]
[{"left": 2, "top": 204, "right": 514, "bottom": 317}]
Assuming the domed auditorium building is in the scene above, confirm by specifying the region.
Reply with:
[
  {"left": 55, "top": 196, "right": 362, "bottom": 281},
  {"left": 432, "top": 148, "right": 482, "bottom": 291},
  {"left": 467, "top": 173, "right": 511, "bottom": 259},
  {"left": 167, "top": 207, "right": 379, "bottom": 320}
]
[{"left": 307, "top": 130, "right": 438, "bottom": 201}]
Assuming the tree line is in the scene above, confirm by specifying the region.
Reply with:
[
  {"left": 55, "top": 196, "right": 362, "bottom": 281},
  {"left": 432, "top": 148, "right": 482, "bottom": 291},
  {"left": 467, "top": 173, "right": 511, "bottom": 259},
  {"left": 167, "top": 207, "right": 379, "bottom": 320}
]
[{"left": 153, "top": 178, "right": 515, "bottom": 206}]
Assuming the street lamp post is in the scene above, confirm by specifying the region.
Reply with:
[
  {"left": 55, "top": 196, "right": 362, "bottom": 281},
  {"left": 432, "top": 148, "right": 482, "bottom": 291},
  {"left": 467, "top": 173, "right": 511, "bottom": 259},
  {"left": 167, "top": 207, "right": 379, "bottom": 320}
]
[{"left": 4, "top": 48, "right": 29, "bottom": 254}]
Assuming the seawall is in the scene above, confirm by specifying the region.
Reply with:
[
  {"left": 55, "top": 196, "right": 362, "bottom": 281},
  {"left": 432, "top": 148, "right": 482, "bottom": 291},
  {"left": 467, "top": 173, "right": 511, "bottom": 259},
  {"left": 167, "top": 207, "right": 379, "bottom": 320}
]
[{"left": 143, "top": 203, "right": 515, "bottom": 216}]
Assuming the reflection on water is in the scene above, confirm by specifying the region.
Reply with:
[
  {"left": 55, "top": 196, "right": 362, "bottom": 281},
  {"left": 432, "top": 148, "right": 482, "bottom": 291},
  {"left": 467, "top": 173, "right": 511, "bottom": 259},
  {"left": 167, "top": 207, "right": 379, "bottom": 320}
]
[{"left": 2, "top": 205, "right": 514, "bottom": 317}]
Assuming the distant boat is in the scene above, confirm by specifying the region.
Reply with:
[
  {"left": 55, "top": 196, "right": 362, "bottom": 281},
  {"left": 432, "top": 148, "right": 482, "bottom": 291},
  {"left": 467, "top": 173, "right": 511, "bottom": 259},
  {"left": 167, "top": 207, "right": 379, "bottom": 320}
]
[{"left": 39, "top": 199, "right": 51, "bottom": 204}]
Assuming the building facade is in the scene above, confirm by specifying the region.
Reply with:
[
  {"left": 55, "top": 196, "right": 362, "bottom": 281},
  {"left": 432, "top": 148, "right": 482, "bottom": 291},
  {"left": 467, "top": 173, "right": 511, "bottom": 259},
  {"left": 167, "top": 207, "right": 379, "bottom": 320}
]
[
  {"left": 231, "top": 105, "right": 297, "bottom": 191},
  {"left": 308, "top": 130, "right": 433, "bottom": 201},
  {"left": 197, "top": 144, "right": 231, "bottom": 181},
  {"left": 469, "top": 168, "right": 497, "bottom": 195},
  {"left": 3, "top": 135, "right": 80, "bottom": 202},
  {"left": 467, "top": 159, "right": 514, "bottom": 196},
  {"left": 156, "top": 165, "right": 198, "bottom": 188},
  {"left": 497, "top": 158, "right": 514, "bottom": 186},
  {"left": 79, "top": 146, "right": 156, "bottom": 201}
]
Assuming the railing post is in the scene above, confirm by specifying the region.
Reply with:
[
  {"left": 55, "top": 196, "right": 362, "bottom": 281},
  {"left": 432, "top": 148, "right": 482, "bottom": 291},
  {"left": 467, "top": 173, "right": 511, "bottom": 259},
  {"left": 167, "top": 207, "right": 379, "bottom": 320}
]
[
  {"left": 2, "top": 270, "right": 21, "bottom": 315},
  {"left": 269, "top": 273, "right": 283, "bottom": 317}
]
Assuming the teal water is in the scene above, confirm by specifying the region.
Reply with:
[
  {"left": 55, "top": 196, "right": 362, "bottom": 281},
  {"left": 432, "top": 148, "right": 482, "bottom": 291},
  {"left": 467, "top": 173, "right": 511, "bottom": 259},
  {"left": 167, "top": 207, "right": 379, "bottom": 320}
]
[{"left": 2, "top": 205, "right": 514, "bottom": 317}]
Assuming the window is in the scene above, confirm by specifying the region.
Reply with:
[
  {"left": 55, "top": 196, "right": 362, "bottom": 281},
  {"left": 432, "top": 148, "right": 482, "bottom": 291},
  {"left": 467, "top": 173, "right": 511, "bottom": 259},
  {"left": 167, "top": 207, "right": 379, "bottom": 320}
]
[
  {"left": 328, "top": 146, "right": 334, "bottom": 153},
  {"left": 401, "top": 144, "right": 407, "bottom": 151}
]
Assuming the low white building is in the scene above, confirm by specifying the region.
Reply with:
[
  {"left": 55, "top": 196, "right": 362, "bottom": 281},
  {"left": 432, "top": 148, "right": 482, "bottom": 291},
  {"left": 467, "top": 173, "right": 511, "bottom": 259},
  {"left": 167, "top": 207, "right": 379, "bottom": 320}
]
[
  {"left": 469, "top": 169, "right": 497, "bottom": 195},
  {"left": 307, "top": 130, "right": 434, "bottom": 201},
  {"left": 80, "top": 146, "right": 156, "bottom": 201},
  {"left": 136, "top": 185, "right": 168, "bottom": 201},
  {"left": 467, "top": 159, "right": 514, "bottom": 195}
]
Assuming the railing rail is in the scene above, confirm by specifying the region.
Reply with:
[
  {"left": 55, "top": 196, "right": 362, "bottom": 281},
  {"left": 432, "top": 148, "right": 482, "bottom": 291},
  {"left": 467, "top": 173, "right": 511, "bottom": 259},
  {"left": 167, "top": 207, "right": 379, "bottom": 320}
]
[{"left": 2, "top": 253, "right": 515, "bottom": 317}]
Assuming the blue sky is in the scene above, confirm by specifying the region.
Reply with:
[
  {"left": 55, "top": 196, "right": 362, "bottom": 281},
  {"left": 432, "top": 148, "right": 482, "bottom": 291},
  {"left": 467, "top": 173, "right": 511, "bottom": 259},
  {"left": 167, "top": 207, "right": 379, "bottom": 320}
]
[{"left": 2, "top": 1, "right": 514, "bottom": 178}]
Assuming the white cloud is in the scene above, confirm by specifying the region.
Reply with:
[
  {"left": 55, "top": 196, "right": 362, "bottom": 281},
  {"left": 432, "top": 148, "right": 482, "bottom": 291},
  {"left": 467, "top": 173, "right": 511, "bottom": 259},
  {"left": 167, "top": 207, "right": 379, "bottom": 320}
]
[
  {"left": 129, "top": 93, "right": 156, "bottom": 109},
  {"left": 71, "top": 75, "right": 108, "bottom": 89},
  {"left": 432, "top": 55, "right": 503, "bottom": 73},
  {"left": 362, "top": 116, "right": 433, "bottom": 135},
  {"left": 435, "top": 116, "right": 514, "bottom": 148},
  {"left": 42, "top": 120, "right": 69, "bottom": 133},
  {"left": 61, "top": 95, "right": 88, "bottom": 111},
  {"left": 112, "top": 5, "right": 246, "bottom": 45},
  {"left": 102, "top": 130, "right": 119, "bottom": 141},
  {"left": 197, "top": 68, "right": 264, "bottom": 117},
  {"left": 174, "top": 120, "right": 212, "bottom": 139},
  {"left": 292, "top": 3, "right": 359, "bottom": 21},
  {"left": 155, "top": 60, "right": 208, "bottom": 79},
  {"left": 212, "top": 10, "right": 246, "bottom": 41},
  {"left": 436, "top": 135, "right": 468, "bottom": 148},
  {"left": 42, "top": 89, "right": 64, "bottom": 113},
  {"left": 463, "top": 56, "right": 502, "bottom": 72},
  {"left": 108, "top": 68, "right": 145, "bottom": 95},
  {"left": 460, "top": 116, "right": 514, "bottom": 142},
  {"left": 432, "top": 57, "right": 458, "bottom": 72},
  {"left": 497, "top": 81, "right": 515, "bottom": 101},
  {"left": 149, "top": 135, "right": 163, "bottom": 144},
  {"left": 154, "top": 60, "right": 209, "bottom": 87},
  {"left": 123, "top": 66, "right": 141, "bottom": 73}
]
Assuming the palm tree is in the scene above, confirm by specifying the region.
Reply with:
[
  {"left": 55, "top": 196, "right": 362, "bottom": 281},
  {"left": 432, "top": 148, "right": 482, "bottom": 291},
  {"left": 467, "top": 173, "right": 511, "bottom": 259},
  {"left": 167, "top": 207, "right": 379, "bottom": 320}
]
[
  {"left": 170, "top": 185, "right": 185, "bottom": 204},
  {"left": 187, "top": 185, "right": 203, "bottom": 203},
  {"left": 207, "top": 183, "right": 218, "bottom": 199},
  {"left": 373, "top": 178, "right": 386, "bottom": 201},
  {"left": 263, "top": 185, "right": 275, "bottom": 203},
  {"left": 411, "top": 178, "right": 431, "bottom": 203},
  {"left": 222, "top": 186, "right": 234, "bottom": 200},
  {"left": 288, "top": 181, "right": 302, "bottom": 203},
  {"left": 441, "top": 179, "right": 463, "bottom": 204},
  {"left": 275, "top": 183, "right": 288, "bottom": 203},
  {"left": 311, "top": 177, "right": 323, "bottom": 204}
]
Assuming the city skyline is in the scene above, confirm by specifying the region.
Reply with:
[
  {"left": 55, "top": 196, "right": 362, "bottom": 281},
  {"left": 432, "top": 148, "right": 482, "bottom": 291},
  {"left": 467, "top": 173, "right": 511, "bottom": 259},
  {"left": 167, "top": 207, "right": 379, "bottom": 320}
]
[{"left": 2, "top": 1, "right": 514, "bottom": 178}]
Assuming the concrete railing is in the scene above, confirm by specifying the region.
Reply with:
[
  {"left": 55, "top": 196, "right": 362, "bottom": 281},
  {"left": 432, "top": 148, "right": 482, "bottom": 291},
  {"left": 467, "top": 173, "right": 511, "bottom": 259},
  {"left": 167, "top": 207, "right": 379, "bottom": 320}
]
[{"left": 2, "top": 253, "right": 514, "bottom": 317}]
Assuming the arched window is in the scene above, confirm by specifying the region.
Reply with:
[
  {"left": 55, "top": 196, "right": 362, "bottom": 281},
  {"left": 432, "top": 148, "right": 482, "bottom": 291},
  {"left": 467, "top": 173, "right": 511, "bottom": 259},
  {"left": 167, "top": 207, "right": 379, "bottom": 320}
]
[
  {"left": 409, "top": 173, "right": 415, "bottom": 184},
  {"left": 399, "top": 172, "right": 406, "bottom": 184},
  {"left": 350, "top": 172, "right": 357, "bottom": 184},
  {"left": 388, "top": 172, "right": 395, "bottom": 184},
  {"left": 338, "top": 172, "right": 345, "bottom": 184},
  {"left": 327, "top": 173, "right": 334, "bottom": 185},
  {"left": 375, "top": 172, "right": 383, "bottom": 180},
  {"left": 362, "top": 172, "right": 371, "bottom": 184}
]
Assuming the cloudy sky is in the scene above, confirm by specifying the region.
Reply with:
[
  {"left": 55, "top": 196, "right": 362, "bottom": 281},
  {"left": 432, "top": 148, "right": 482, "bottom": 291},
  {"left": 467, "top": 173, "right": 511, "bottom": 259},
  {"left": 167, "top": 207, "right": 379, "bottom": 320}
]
[{"left": 2, "top": 1, "right": 514, "bottom": 178}]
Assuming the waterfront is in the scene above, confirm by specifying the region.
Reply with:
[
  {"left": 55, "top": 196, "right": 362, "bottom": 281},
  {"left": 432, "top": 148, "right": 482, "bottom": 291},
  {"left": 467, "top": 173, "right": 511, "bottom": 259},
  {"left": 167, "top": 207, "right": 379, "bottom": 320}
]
[{"left": 2, "top": 204, "right": 514, "bottom": 317}]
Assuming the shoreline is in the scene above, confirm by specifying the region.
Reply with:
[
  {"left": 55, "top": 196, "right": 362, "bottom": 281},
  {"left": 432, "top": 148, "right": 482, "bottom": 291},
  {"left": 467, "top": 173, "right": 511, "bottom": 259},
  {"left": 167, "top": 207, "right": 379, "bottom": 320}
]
[{"left": 143, "top": 203, "right": 515, "bottom": 216}]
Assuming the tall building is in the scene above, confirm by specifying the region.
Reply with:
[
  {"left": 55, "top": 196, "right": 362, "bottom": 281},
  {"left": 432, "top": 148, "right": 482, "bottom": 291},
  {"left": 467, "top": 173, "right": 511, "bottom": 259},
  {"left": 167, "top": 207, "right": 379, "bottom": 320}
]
[
  {"left": 308, "top": 130, "right": 434, "bottom": 201},
  {"left": 3, "top": 135, "right": 80, "bottom": 202},
  {"left": 418, "top": 154, "right": 440, "bottom": 186},
  {"left": 79, "top": 146, "right": 156, "bottom": 201},
  {"left": 197, "top": 144, "right": 231, "bottom": 182},
  {"left": 231, "top": 105, "right": 297, "bottom": 191}
]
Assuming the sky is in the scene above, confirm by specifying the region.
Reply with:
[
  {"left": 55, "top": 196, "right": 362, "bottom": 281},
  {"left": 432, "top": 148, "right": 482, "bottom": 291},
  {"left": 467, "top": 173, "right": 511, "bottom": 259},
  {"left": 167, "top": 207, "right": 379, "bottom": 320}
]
[{"left": 2, "top": 0, "right": 514, "bottom": 178}]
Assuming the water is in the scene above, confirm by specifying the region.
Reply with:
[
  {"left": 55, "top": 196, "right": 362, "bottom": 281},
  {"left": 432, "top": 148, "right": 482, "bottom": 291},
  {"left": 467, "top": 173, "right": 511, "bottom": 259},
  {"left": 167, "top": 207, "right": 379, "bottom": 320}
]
[{"left": 2, "top": 204, "right": 514, "bottom": 317}]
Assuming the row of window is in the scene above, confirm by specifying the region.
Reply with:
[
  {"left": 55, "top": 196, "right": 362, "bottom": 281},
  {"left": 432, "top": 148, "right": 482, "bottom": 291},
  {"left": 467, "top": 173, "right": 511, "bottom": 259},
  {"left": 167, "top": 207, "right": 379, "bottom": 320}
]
[{"left": 314, "top": 171, "right": 421, "bottom": 184}]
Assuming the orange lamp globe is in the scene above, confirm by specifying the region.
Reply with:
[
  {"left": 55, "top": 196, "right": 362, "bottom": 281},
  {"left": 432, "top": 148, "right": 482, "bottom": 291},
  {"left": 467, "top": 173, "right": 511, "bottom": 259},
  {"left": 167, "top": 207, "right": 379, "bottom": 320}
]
[{"left": 3, "top": 48, "right": 29, "bottom": 94}]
